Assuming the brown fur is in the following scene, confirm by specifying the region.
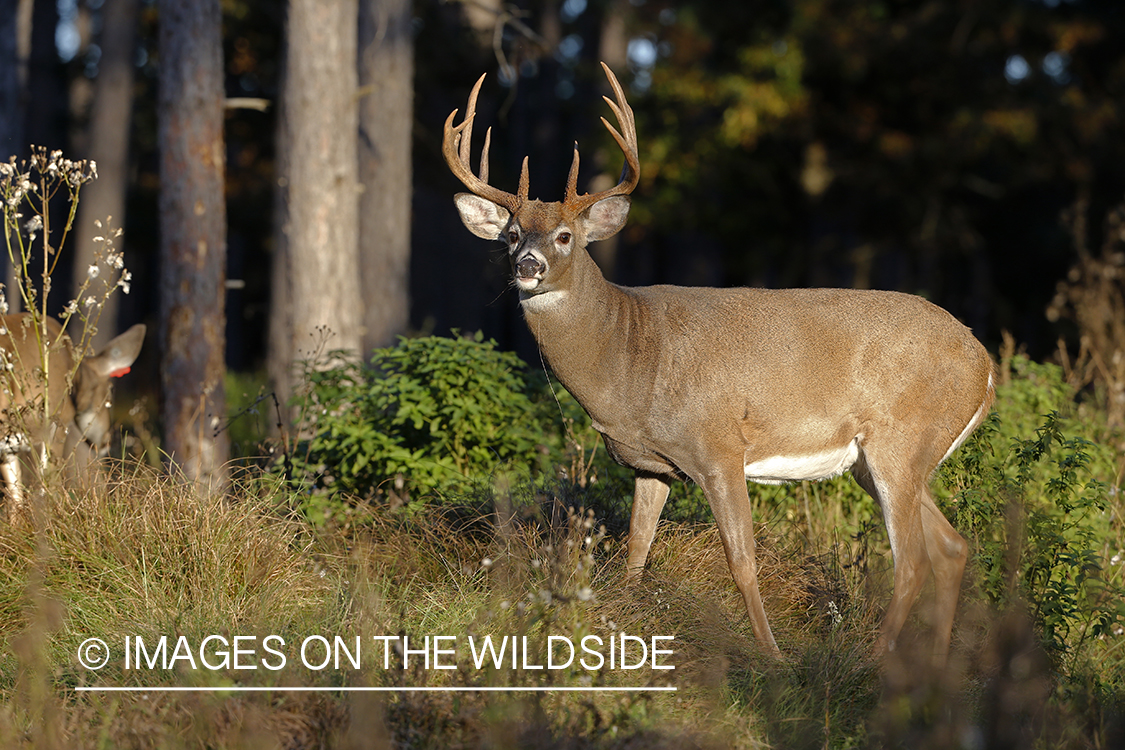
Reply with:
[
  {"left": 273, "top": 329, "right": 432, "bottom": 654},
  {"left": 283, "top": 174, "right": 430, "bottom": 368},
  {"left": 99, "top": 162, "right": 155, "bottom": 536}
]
[
  {"left": 0, "top": 314, "right": 145, "bottom": 515},
  {"left": 447, "top": 64, "right": 995, "bottom": 667}
]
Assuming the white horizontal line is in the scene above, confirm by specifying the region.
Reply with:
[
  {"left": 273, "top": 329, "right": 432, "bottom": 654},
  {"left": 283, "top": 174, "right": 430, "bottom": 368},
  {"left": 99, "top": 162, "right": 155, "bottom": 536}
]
[{"left": 75, "top": 686, "right": 676, "bottom": 693}]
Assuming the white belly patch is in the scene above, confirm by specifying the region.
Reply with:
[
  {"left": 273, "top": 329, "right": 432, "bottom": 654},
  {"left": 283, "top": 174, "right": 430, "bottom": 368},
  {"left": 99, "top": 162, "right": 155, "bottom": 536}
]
[{"left": 744, "top": 439, "right": 860, "bottom": 485}]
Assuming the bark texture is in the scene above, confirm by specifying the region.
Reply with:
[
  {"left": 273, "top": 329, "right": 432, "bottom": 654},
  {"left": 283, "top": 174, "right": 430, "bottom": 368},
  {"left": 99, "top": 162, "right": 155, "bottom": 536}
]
[
  {"left": 270, "top": 0, "right": 362, "bottom": 417},
  {"left": 357, "top": 0, "right": 413, "bottom": 352},
  {"left": 74, "top": 0, "right": 140, "bottom": 347},
  {"left": 157, "top": 0, "right": 229, "bottom": 487}
]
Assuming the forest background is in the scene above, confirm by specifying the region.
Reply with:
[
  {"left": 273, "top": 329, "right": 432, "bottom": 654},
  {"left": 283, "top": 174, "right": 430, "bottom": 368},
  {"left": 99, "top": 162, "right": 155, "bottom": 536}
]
[
  {"left": 2, "top": 2, "right": 1125, "bottom": 747},
  {"left": 3, "top": 0, "right": 1124, "bottom": 475}
]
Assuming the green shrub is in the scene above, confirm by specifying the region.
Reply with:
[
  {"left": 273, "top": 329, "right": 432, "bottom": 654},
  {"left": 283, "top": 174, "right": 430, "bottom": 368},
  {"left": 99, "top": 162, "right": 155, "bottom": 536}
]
[
  {"left": 939, "top": 358, "right": 1124, "bottom": 663},
  {"left": 287, "top": 333, "right": 552, "bottom": 518}
]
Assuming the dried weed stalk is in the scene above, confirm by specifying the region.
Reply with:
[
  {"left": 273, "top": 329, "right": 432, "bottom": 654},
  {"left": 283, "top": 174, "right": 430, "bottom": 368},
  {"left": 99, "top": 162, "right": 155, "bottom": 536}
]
[{"left": 1048, "top": 195, "right": 1125, "bottom": 428}]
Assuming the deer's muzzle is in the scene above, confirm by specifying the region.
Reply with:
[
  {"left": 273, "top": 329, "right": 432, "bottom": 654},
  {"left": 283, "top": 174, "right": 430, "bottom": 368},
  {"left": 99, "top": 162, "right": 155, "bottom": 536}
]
[{"left": 515, "top": 256, "right": 545, "bottom": 279}]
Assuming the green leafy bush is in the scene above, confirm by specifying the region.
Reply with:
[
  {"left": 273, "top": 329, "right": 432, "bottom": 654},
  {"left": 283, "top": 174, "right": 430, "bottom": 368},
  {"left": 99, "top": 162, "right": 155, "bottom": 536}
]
[
  {"left": 939, "top": 357, "right": 1124, "bottom": 662},
  {"left": 287, "top": 333, "right": 551, "bottom": 517}
]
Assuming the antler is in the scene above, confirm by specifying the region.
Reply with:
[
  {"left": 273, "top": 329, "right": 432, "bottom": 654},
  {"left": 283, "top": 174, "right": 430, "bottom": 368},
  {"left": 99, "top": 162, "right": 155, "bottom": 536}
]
[
  {"left": 563, "top": 62, "right": 641, "bottom": 215},
  {"left": 442, "top": 73, "right": 528, "bottom": 213}
]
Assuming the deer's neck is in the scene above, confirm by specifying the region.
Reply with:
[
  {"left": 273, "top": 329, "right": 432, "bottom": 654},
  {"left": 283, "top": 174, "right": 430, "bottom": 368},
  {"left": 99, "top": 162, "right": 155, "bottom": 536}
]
[{"left": 519, "top": 251, "right": 645, "bottom": 429}]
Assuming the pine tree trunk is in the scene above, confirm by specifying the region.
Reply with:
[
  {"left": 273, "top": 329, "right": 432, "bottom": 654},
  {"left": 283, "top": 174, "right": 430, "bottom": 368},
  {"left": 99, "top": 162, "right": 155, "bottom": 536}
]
[
  {"left": 74, "top": 0, "right": 140, "bottom": 346},
  {"left": 357, "top": 0, "right": 413, "bottom": 353},
  {"left": 270, "top": 0, "right": 362, "bottom": 422},
  {"left": 157, "top": 0, "right": 229, "bottom": 488}
]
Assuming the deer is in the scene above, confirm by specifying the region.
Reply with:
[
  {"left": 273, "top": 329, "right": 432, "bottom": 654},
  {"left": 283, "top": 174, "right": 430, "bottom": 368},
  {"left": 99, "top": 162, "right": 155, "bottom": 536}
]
[
  {"left": 443, "top": 62, "right": 995, "bottom": 666},
  {"left": 0, "top": 313, "right": 145, "bottom": 517}
]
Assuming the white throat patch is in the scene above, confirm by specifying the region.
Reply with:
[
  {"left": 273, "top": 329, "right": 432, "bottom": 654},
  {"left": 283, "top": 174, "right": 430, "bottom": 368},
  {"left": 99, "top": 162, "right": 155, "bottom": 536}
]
[{"left": 520, "top": 290, "right": 568, "bottom": 312}]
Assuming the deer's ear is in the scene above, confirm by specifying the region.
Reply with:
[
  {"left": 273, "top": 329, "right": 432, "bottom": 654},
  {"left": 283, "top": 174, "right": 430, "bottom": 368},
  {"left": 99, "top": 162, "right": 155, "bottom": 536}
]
[
  {"left": 454, "top": 193, "right": 511, "bottom": 240},
  {"left": 86, "top": 324, "right": 146, "bottom": 378},
  {"left": 584, "top": 196, "right": 630, "bottom": 242}
]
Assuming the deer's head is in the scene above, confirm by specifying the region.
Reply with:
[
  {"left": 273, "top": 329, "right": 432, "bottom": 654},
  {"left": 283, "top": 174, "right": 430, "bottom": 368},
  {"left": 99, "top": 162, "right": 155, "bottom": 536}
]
[
  {"left": 444, "top": 63, "right": 639, "bottom": 298},
  {"left": 71, "top": 323, "right": 146, "bottom": 456}
]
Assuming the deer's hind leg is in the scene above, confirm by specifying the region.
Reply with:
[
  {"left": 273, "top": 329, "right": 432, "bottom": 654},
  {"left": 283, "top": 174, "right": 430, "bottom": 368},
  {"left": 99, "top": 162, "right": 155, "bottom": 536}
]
[
  {"left": 853, "top": 434, "right": 966, "bottom": 667},
  {"left": 851, "top": 445, "right": 932, "bottom": 657},
  {"left": 920, "top": 490, "right": 968, "bottom": 665}
]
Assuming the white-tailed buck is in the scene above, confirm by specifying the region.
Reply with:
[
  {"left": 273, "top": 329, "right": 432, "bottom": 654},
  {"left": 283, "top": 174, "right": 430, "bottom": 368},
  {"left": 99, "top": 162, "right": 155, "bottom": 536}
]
[
  {"left": 0, "top": 314, "right": 145, "bottom": 516},
  {"left": 445, "top": 63, "right": 995, "bottom": 665}
]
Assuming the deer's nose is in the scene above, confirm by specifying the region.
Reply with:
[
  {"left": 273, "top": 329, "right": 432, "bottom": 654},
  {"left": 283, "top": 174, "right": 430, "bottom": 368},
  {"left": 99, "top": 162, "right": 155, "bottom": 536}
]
[{"left": 515, "top": 256, "right": 544, "bottom": 278}]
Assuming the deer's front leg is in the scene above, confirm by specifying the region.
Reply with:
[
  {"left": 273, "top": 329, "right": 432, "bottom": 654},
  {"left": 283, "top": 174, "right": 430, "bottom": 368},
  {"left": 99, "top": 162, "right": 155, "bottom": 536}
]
[{"left": 625, "top": 472, "right": 671, "bottom": 579}]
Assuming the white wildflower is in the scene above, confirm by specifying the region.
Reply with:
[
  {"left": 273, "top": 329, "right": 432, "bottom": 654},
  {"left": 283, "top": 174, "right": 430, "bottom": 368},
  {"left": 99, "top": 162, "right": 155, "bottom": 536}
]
[
  {"left": 107, "top": 253, "right": 124, "bottom": 270},
  {"left": 83, "top": 296, "right": 96, "bottom": 307},
  {"left": 827, "top": 600, "right": 843, "bottom": 627},
  {"left": 64, "top": 300, "right": 78, "bottom": 315},
  {"left": 87, "top": 264, "right": 100, "bottom": 279}
]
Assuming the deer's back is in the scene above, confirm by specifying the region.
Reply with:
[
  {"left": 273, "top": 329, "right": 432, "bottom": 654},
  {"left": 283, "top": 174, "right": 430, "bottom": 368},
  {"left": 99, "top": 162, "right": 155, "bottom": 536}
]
[
  {"left": 0, "top": 314, "right": 78, "bottom": 425},
  {"left": 612, "top": 285, "right": 993, "bottom": 460}
]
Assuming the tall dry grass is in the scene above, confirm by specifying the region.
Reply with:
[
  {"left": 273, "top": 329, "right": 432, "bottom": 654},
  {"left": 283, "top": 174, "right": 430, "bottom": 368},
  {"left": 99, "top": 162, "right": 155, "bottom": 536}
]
[{"left": 0, "top": 453, "right": 1121, "bottom": 748}]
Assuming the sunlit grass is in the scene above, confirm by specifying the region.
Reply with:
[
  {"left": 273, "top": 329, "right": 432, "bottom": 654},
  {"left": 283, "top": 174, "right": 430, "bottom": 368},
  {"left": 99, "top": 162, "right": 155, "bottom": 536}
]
[{"left": 0, "top": 428, "right": 1122, "bottom": 747}]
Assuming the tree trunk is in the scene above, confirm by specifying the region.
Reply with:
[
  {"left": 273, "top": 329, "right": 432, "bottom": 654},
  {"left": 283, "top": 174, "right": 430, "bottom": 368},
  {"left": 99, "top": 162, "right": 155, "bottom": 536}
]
[
  {"left": 157, "top": 0, "right": 229, "bottom": 488},
  {"left": 74, "top": 0, "right": 140, "bottom": 347},
  {"left": 270, "top": 0, "right": 362, "bottom": 418},
  {"left": 357, "top": 0, "right": 412, "bottom": 353},
  {"left": 0, "top": 0, "right": 23, "bottom": 308},
  {"left": 267, "top": 48, "right": 294, "bottom": 428},
  {"left": 1, "top": 0, "right": 35, "bottom": 309},
  {"left": 0, "top": 0, "right": 22, "bottom": 159}
]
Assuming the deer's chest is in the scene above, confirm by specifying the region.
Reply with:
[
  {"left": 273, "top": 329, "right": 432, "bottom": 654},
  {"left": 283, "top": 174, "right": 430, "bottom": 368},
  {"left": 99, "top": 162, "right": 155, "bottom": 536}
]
[{"left": 595, "top": 423, "right": 682, "bottom": 480}]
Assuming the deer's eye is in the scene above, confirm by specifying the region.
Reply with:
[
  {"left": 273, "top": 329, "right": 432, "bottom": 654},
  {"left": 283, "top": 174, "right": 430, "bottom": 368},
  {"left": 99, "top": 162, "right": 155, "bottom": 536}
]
[
  {"left": 507, "top": 231, "right": 519, "bottom": 245},
  {"left": 557, "top": 232, "right": 571, "bottom": 245}
]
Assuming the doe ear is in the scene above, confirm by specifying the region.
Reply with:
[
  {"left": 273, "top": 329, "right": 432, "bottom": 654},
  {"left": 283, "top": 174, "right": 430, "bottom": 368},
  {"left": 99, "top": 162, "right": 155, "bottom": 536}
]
[
  {"left": 86, "top": 324, "right": 146, "bottom": 378},
  {"left": 454, "top": 193, "right": 511, "bottom": 240},
  {"left": 584, "top": 195, "right": 631, "bottom": 242}
]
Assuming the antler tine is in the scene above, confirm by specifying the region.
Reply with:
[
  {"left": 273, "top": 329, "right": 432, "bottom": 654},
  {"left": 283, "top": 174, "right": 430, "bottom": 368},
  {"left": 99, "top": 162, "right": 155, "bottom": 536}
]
[
  {"left": 563, "top": 62, "right": 641, "bottom": 215},
  {"left": 518, "top": 156, "right": 530, "bottom": 203},
  {"left": 458, "top": 74, "right": 484, "bottom": 166},
  {"left": 442, "top": 73, "right": 523, "bottom": 212},
  {"left": 479, "top": 127, "right": 491, "bottom": 182},
  {"left": 565, "top": 142, "right": 581, "bottom": 201}
]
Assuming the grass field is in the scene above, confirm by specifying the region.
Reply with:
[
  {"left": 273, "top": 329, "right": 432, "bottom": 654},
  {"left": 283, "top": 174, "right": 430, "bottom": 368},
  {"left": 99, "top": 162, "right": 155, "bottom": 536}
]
[{"left": 1, "top": 348, "right": 1123, "bottom": 749}]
